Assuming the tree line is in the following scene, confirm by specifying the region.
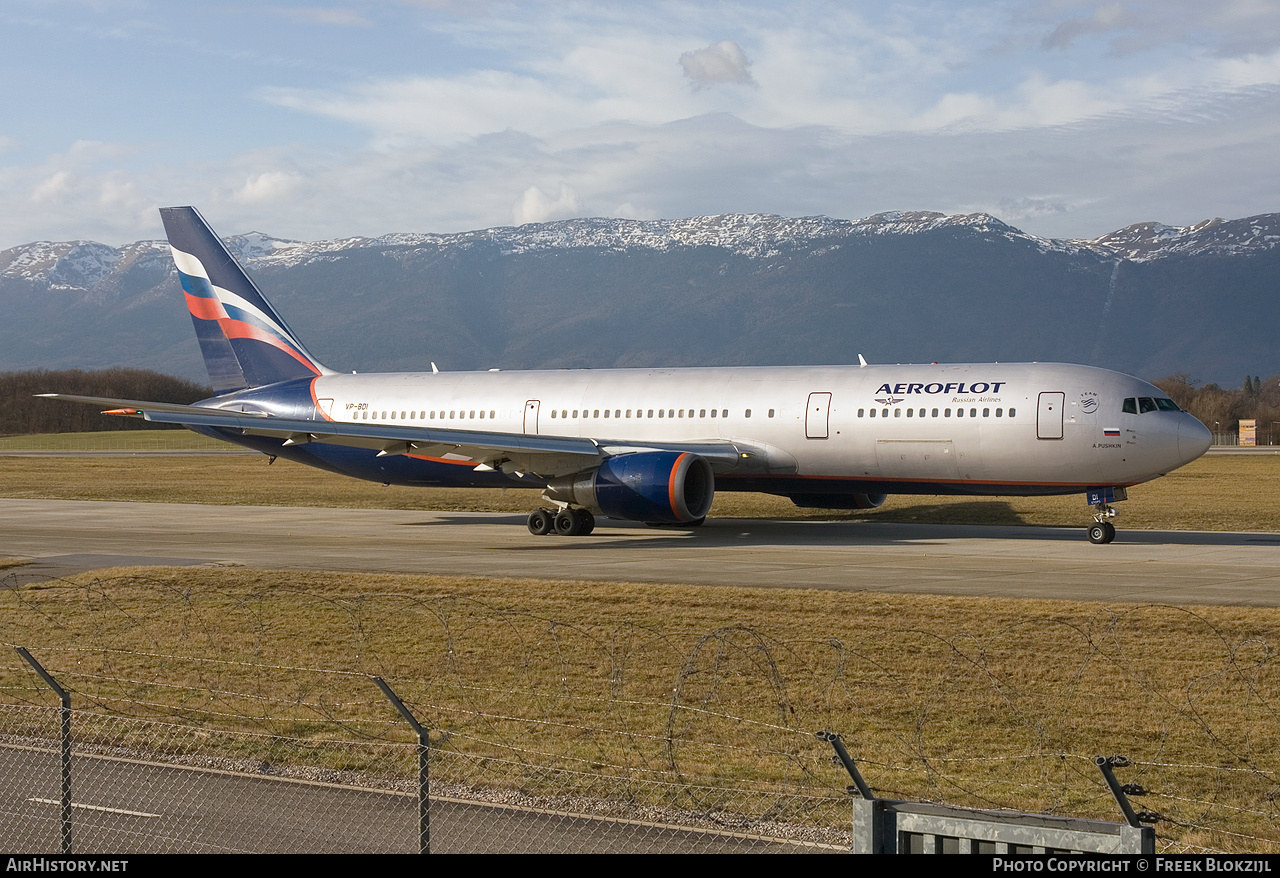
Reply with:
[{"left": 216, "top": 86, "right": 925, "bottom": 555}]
[
  {"left": 0, "top": 369, "right": 212, "bottom": 436},
  {"left": 1154, "top": 374, "right": 1280, "bottom": 438}
]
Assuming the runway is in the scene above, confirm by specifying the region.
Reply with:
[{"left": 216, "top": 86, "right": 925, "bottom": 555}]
[{"left": 4, "top": 499, "right": 1280, "bottom": 606}]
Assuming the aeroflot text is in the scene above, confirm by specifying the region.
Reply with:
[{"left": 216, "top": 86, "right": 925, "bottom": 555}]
[{"left": 876, "top": 382, "right": 1007, "bottom": 395}]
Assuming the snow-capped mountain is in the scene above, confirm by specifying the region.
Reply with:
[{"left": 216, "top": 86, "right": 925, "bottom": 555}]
[{"left": 1, "top": 210, "right": 1277, "bottom": 385}]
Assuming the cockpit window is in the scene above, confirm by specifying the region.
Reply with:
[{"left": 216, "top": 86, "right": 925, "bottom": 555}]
[{"left": 1124, "top": 396, "right": 1181, "bottom": 414}]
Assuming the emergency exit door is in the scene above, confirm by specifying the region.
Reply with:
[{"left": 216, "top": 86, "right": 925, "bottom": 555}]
[{"left": 806, "top": 392, "right": 832, "bottom": 439}]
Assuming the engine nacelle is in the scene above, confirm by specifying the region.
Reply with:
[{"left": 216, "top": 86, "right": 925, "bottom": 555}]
[
  {"left": 545, "top": 451, "right": 714, "bottom": 524},
  {"left": 789, "top": 492, "right": 887, "bottom": 510}
]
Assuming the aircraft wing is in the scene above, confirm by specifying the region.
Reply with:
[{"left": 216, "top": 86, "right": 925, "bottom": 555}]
[{"left": 37, "top": 394, "right": 748, "bottom": 477}]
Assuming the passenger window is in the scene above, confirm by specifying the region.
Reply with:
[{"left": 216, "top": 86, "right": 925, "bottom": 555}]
[
  {"left": 768, "top": 409, "right": 775, "bottom": 418},
  {"left": 970, "top": 408, "right": 977, "bottom": 417},
  {"left": 745, "top": 409, "right": 752, "bottom": 418},
  {"left": 700, "top": 409, "right": 706, "bottom": 418},
  {"left": 894, "top": 409, "right": 901, "bottom": 418},
  {"left": 1009, "top": 408, "right": 1016, "bottom": 417},
  {"left": 996, "top": 408, "right": 1003, "bottom": 417},
  {"left": 906, "top": 408, "right": 913, "bottom": 418},
  {"left": 869, "top": 408, "right": 876, "bottom": 418},
  {"left": 932, "top": 408, "right": 938, "bottom": 417},
  {"left": 956, "top": 408, "right": 964, "bottom": 418},
  {"left": 551, "top": 410, "right": 557, "bottom": 418},
  {"left": 647, "top": 409, "right": 654, "bottom": 418},
  {"left": 710, "top": 409, "right": 717, "bottom": 418},
  {"left": 658, "top": 409, "right": 664, "bottom": 418},
  {"left": 983, "top": 408, "right": 989, "bottom": 417},
  {"left": 858, "top": 408, "right": 865, "bottom": 417},
  {"left": 944, "top": 408, "right": 951, "bottom": 417}
]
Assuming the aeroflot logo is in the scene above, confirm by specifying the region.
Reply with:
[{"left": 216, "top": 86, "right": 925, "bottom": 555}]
[{"left": 875, "top": 382, "right": 1008, "bottom": 396}]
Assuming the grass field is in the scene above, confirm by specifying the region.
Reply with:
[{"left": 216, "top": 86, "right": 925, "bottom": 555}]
[{"left": 0, "top": 430, "right": 233, "bottom": 453}]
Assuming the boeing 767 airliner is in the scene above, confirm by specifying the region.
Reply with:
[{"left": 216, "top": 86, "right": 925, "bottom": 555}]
[{"left": 42, "top": 207, "right": 1212, "bottom": 543}]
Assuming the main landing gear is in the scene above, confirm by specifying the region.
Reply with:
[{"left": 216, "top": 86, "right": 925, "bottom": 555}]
[{"left": 528, "top": 507, "right": 595, "bottom": 536}]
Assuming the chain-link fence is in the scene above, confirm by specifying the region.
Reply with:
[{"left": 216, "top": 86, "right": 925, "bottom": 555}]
[{"left": 0, "top": 702, "right": 847, "bottom": 853}]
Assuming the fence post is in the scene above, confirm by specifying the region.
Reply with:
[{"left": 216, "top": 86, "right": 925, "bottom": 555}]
[
  {"left": 15, "top": 647, "right": 72, "bottom": 854},
  {"left": 373, "top": 676, "right": 430, "bottom": 854},
  {"left": 818, "top": 730, "right": 883, "bottom": 852}
]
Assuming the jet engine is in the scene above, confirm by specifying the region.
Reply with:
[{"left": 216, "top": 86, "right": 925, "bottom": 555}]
[
  {"left": 544, "top": 451, "right": 714, "bottom": 524},
  {"left": 789, "top": 492, "right": 887, "bottom": 510}
]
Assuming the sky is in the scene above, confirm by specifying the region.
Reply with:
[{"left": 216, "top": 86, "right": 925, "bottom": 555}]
[{"left": 2, "top": 0, "right": 1280, "bottom": 249}]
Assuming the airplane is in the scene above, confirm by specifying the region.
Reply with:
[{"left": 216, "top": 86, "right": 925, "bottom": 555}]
[{"left": 41, "top": 206, "right": 1213, "bottom": 544}]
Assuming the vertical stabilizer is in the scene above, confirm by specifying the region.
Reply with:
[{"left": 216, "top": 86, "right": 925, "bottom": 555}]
[{"left": 160, "top": 206, "right": 331, "bottom": 393}]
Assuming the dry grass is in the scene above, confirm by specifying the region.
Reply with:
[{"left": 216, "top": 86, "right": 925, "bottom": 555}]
[
  {"left": 2, "top": 566, "right": 1279, "bottom": 852},
  {"left": 2, "top": 449, "right": 1279, "bottom": 532}
]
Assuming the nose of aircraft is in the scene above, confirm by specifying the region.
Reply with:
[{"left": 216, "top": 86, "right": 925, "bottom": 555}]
[{"left": 1179, "top": 416, "right": 1213, "bottom": 465}]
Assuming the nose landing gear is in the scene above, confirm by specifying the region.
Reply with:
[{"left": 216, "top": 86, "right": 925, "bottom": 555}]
[
  {"left": 1088, "top": 519, "right": 1116, "bottom": 544},
  {"left": 1085, "top": 486, "right": 1126, "bottom": 544}
]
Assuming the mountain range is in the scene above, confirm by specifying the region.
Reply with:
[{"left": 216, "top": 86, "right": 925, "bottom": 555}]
[{"left": 1, "top": 210, "right": 1277, "bottom": 387}]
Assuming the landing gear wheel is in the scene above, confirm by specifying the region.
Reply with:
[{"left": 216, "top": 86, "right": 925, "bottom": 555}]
[
  {"left": 1088, "top": 522, "right": 1116, "bottom": 544},
  {"left": 527, "top": 508, "right": 553, "bottom": 536},
  {"left": 554, "top": 507, "right": 595, "bottom": 536}
]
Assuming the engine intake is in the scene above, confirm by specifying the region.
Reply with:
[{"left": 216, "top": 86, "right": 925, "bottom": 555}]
[{"left": 546, "top": 451, "right": 714, "bottom": 524}]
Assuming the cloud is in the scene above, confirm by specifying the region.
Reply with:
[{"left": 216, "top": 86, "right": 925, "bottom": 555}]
[
  {"left": 514, "top": 183, "right": 580, "bottom": 225},
  {"left": 233, "top": 170, "right": 305, "bottom": 204},
  {"left": 1042, "top": 3, "right": 1133, "bottom": 51},
  {"left": 277, "top": 7, "right": 375, "bottom": 29},
  {"left": 679, "top": 40, "right": 757, "bottom": 90}
]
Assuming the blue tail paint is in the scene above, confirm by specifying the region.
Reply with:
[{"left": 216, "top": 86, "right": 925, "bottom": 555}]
[{"left": 160, "top": 206, "right": 331, "bottom": 393}]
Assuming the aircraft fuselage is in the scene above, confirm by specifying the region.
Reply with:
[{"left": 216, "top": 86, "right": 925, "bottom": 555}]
[{"left": 201, "top": 360, "right": 1209, "bottom": 498}]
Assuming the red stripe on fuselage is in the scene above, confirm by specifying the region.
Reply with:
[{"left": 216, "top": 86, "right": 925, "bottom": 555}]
[{"left": 309, "top": 377, "right": 336, "bottom": 423}]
